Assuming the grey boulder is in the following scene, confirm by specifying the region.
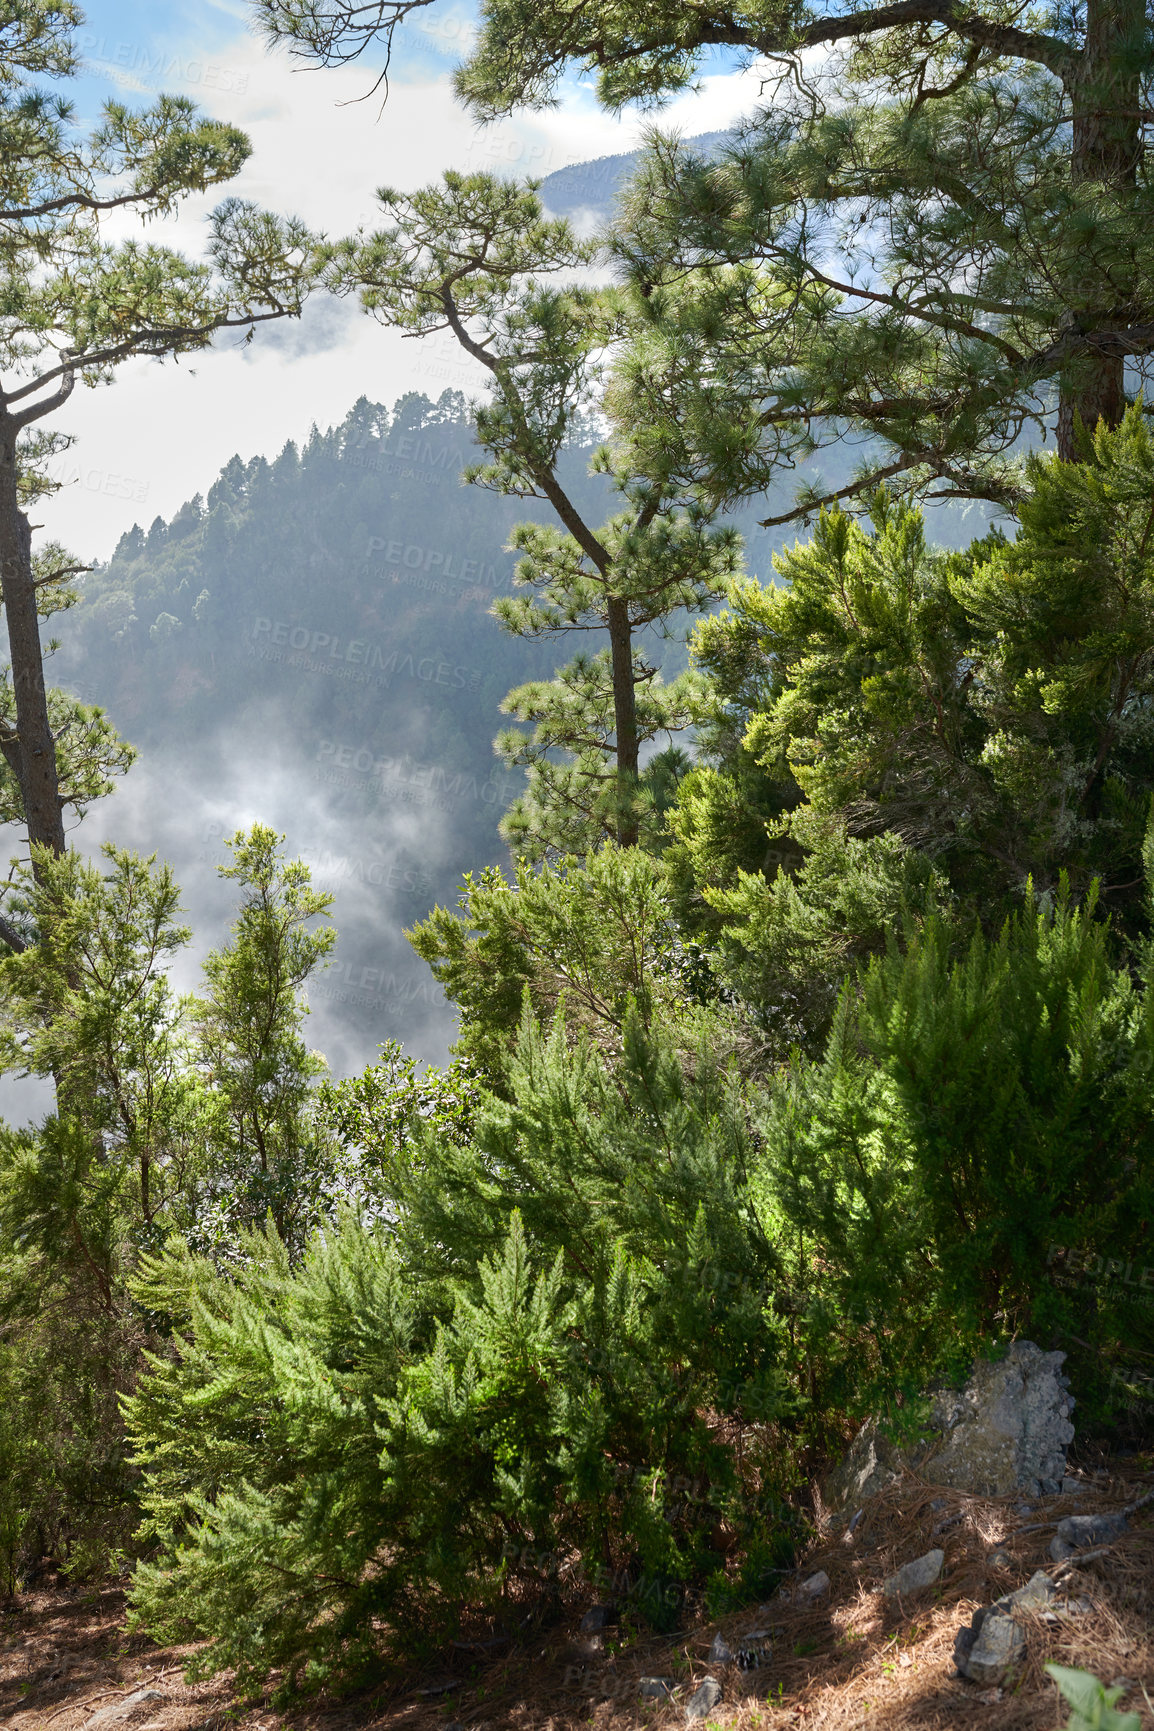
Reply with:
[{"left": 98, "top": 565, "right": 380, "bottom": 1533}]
[
  {"left": 926, "top": 1341, "right": 1075, "bottom": 1498},
  {"left": 87, "top": 1692, "right": 168, "bottom": 1731},
  {"left": 955, "top": 1610, "right": 1026, "bottom": 1686},
  {"left": 824, "top": 1340, "right": 1076, "bottom": 1512}
]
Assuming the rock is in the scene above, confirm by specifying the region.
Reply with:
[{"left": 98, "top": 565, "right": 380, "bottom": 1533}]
[
  {"left": 955, "top": 1609, "right": 1026, "bottom": 1685},
  {"left": 823, "top": 1422, "right": 907, "bottom": 1512},
  {"left": 925, "top": 1341, "right": 1075, "bottom": 1498},
  {"left": 686, "top": 1676, "right": 723, "bottom": 1721},
  {"left": 798, "top": 1569, "right": 830, "bottom": 1601},
  {"left": 1049, "top": 1510, "right": 1127, "bottom": 1563},
  {"left": 883, "top": 1548, "right": 944, "bottom": 1597},
  {"left": 954, "top": 1571, "right": 1053, "bottom": 1686},
  {"left": 640, "top": 1678, "right": 675, "bottom": 1699},
  {"left": 1001, "top": 1569, "right": 1054, "bottom": 1614},
  {"left": 1014, "top": 1502, "right": 1034, "bottom": 1516},
  {"left": 1061, "top": 1476, "right": 1089, "bottom": 1494},
  {"left": 581, "top": 1604, "right": 616, "bottom": 1632},
  {"left": 708, "top": 1633, "right": 732, "bottom": 1663},
  {"left": 1056, "top": 1511, "right": 1128, "bottom": 1547},
  {"left": 987, "top": 1549, "right": 1013, "bottom": 1570},
  {"left": 87, "top": 1692, "right": 167, "bottom": 1731},
  {"left": 824, "top": 1341, "right": 1075, "bottom": 1513}
]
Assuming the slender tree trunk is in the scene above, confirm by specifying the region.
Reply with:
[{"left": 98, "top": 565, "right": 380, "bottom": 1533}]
[
  {"left": 606, "top": 594, "right": 640, "bottom": 847},
  {"left": 0, "top": 425, "right": 65, "bottom": 864},
  {"left": 1058, "top": 0, "right": 1144, "bottom": 457}
]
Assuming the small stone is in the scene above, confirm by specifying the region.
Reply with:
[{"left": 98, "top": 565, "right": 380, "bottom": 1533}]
[
  {"left": 581, "top": 1604, "right": 615, "bottom": 1632},
  {"left": 1055, "top": 1511, "right": 1128, "bottom": 1547},
  {"left": 957, "top": 1610, "right": 1026, "bottom": 1685},
  {"left": 686, "top": 1676, "right": 723, "bottom": 1721},
  {"left": 797, "top": 1569, "right": 830, "bottom": 1601},
  {"left": 883, "top": 1548, "right": 944, "bottom": 1597},
  {"left": 1014, "top": 1502, "right": 1033, "bottom": 1517},
  {"left": 987, "top": 1549, "right": 1012, "bottom": 1570},
  {"left": 741, "top": 1629, "right": 771, "bottom": 1643},
  {"left": 1001, "top": 1569, "right": 1055, "bottom": 1615},
  {"left": 708, "top": 1633, "right": 732, "bottom": 1663},
  {"left": 1061, "top": 1476, "right": 1087, "bottom": 1494},
  {"left": 640, "top": 1678, "right": 675, "bottom": 1700}
]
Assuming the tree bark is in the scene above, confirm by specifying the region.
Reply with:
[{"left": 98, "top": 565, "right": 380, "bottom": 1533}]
[
  {"left": 0, "top": 425, "right": 66, "bottom": 864},
  {"left": 1058, "top": 0, "right": 1144, "bottom": 457},
  {"left": 607, "top": 594, "right": 640, "bottom": 847}
]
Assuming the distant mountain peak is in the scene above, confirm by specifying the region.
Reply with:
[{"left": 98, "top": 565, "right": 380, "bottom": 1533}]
[{"left": 538, "top": 130, "right": 733, "bottom": 222}]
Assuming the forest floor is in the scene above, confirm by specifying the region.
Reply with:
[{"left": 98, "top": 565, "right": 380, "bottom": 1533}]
[{"left": 3, "top": 1456, "right": 1152, "bottom": 1731}]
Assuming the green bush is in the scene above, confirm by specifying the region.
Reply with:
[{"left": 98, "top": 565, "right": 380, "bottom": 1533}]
[
  {"left": 125, "top": 1007, "right": 796, "bottom": 1693},
  {"left": 758, "top": 879, "right": 1154, "bottom": 1423}
]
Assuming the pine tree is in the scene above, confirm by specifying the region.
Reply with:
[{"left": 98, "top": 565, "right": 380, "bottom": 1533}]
[
  {"left": 0, "top": 3, "right": 312, "bottom": 866},
  {"left": 258, "top": 0, "right": 1154, "bottom": 513},
  {"left": 758, "top": 881, "right": 1154, "bottom": 1416},
  {"left": 320, "top": 172, "right": 740, "bottom": 853},
  {"left": 192, "top": 824, "right": 336, "bottom": 1250}
]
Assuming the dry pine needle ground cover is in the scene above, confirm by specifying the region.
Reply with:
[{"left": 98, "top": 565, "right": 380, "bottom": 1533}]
[{"left": 3, "top": 1458, "right": 1151, "bottom": 1731}]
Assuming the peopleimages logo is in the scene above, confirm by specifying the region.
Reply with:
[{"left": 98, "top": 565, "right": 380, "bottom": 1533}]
[
  {"left": 248, "top": 617, "right": 480, "bottom": 691},
  {"left": 78, "top": 33, "right": 249, "bottom": 93},
  {"left": 365, "top": 536, "right": 501, "bottom": 586}
]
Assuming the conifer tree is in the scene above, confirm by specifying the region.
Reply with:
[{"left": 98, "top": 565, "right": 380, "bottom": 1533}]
[
  {"left": 0, "top": 2, "right": 313, "bottom": 868},
  {"left": 675, "top": 413, "right": 1154, "bottom": 948},
  {"left": 0, "top": 828, "right": 338, "bottom": 1585},
  {"left": 256, "top": 0, "right": 1154, "bottom": 517},
  {"left": 320, "top": 172, "right": 740, "bottom": 854},
  {"left": 125, "top": 1003, "right": 788, "bottom": 1690},
  {"left": 193, "top": 824, "right": 336, "bottom": 1249}
]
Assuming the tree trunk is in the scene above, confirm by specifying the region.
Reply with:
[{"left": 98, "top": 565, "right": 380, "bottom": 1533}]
[
  {"left": 606, "top": 594, "right": 640, "bottom": 847},
  {"left": 0, "top": 428, "right": 65, "bottom": 864},
  {"left": 1058, "top": 0, "right": 1144, "bottom": 457}
]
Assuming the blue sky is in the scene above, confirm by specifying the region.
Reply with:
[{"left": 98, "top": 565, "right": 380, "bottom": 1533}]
[{"left": 37, "top": 1, "right": 761, "bottom": 560}]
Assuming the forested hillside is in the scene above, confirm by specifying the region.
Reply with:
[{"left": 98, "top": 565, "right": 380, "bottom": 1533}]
[{"left": 46, "top": 389, "right": 794, "bottom": 1070}]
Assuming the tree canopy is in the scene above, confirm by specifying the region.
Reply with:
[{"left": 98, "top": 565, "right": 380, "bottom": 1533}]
[{"left": 256, "top": 0, "right": 1154, "bottom": 522}]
